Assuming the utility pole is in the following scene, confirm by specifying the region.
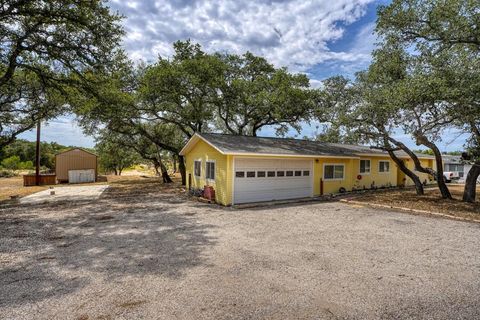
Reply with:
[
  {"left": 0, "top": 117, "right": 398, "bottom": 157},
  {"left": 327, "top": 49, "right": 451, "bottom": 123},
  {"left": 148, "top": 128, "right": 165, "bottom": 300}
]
[{"left": 35, "top": 120, "right": 41, "bottom": 186}]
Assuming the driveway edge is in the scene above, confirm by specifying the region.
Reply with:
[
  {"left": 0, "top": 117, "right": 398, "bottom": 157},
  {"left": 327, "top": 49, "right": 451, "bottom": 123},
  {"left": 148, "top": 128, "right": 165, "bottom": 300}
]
[{"left": 339, "top": 198, "right": 480, "bottom": 224}]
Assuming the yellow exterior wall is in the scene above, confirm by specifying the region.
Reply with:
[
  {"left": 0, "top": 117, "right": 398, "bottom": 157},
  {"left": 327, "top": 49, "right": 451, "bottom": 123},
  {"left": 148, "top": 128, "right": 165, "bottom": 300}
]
[
  {"left": 404, "top": 158, "right": 436, "bottom": 186},
  {"left": 313, "top": 158, "right": 354, "bottom": 195},
  {"left": 313, "top": 156, "right": 398, "bottom": 195},
  {"left": 352, "top": 156, "right": 398, "bottom": 190},
  {"left": 185, "top": 140, "right": 231, "bottom": 205}
]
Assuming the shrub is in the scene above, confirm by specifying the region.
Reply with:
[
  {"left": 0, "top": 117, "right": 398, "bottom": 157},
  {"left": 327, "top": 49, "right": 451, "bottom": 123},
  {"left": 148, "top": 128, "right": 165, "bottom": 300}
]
[
  {"left": 18, "top": 161, "right": 34, "bottom": 170},
  {"left": 0, "top": 169, "right": 16, "bottom": 178},
  {"left": 1, "top": 155, "right": 20, "bottom": 170}
]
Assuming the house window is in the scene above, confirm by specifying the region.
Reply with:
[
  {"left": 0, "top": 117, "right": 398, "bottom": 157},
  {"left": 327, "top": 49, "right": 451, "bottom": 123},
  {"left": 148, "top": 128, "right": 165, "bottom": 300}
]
[
  {"left": 303, "top": 170, "right": 310, "bottom": 176},
  {"left": 295, "top": 170, "right": 302, "bottom": 176},
  {"left": 246, "top": 171, "right": 255, "bottom": 178},
  {"left": 267, "top": 171, "right": 275, "bottom": 177},
  {"left": 194, "top": 160, "right": 202, "bottom": 177},
  {"left": 236, "top": 171, "right": 245, "bottom": 178},
  {"left": 257, "top": 171, "right": 266, "bottom": 177},
  {"left": 379, "top": 161, "right": 390, "bottom": 173},
  {"left": 286, "top": 171, "right": 293, "bottom": 176},
  {"left": 206, "top": 161, "right": 215, "bottom": 180},
  {"left": 359, "top": 159, "right": 370, "bottom": 174},
  {"left": 277, "top": 171, "right": 285, "bottom": 177},
  {"left": 324, "top": 165, "right": 344, "bottom": 180},
  {"left": 447, "top": 164, "right": 464, "bottom": 172}
]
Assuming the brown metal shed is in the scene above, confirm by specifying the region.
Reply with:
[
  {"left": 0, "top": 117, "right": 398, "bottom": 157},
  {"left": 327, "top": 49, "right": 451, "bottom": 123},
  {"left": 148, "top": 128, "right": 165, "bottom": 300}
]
[{"left": 55, "top": 148, "right": 98, "bottom": 183}]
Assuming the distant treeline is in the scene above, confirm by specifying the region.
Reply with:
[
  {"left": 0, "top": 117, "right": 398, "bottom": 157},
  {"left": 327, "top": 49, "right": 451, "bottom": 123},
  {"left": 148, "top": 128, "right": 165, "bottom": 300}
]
[{"left": 0, "top": 139, "right": 94, "bottom": 170}]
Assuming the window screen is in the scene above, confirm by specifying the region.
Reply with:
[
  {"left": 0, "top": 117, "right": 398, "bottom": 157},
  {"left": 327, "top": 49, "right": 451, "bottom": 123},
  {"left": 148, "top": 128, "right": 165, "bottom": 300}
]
[
  {"left": 379, "top": 161, "right": 390, "bottom": 173},
  {"left": 360, "top": 160, "right": 370, "bottom": 173},
  {"left": 324, "top": 165, "right": 343, "bottom": 179},
  {"left": 194, "top": 160, "right": 201, "bottom": 177},
  {"left": 206, "top": 161, "right": 215, "bottom": 180}
]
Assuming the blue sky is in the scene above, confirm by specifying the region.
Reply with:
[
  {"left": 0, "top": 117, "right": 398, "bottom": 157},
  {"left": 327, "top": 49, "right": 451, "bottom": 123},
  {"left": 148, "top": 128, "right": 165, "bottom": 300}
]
[{"left": 19, "top": 0, "right": 468, "bottom": 151}]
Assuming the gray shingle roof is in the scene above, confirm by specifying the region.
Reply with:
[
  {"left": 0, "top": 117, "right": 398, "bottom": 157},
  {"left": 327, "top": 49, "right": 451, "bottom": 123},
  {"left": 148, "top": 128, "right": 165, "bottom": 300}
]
[
  {"left": 442, "top": 155, "right": 463, "bottom": 164},
  {"left": 199, "top": 133, "right": 357, "bottom": 157},
  {"left": 197, "top": 133, "right": 433, "bottom": 158}
]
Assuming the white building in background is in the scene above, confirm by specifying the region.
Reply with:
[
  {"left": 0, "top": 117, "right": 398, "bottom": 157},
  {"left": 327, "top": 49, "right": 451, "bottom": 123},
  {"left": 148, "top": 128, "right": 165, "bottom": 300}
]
[{"left": 443, "top": 155, "right": 479, "bottom": 183}]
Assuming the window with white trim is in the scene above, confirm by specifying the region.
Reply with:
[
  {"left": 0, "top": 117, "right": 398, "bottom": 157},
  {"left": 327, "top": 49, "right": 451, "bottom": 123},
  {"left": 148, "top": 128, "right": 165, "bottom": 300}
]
[
  {"left": 359, "top": 159, "right": 370, "bottom": 174},
  {"left": 206, "top": 161, "right": 215, "bottom": 180},
  {"left": 379, "top": 161, "right": 390, "bottom": 173},
  {"left": 324, "top": 164, "right": 344, "bottom": 180},
  {"left": 194, "top": 160, "right": 202, "bottom": 177}
]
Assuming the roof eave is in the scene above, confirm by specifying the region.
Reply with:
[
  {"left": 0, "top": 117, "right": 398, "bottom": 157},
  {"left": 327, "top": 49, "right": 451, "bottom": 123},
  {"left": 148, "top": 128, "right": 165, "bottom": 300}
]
[{"left": 179, "top": 133, "right": 226, "bottom": 156}]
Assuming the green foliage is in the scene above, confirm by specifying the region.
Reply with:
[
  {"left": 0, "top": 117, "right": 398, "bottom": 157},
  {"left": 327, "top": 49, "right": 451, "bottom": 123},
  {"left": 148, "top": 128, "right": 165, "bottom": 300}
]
[
  {"left": 214, "top": 51, "right": 315, "bottom": 136},
  {"left": 377, "top": 0, "right": 480, "bottom": 162},
  {"left": 0, "top": 0, "right": 124, "bottom": 148},
  {"left": 1, "top": 155, "right": 20, "bottom": 170},
  {"left": 0, "top": 139, "right": 71, "bottom": 169},
  {"left": 96, "top": 132, "right": 140, "bottom": 175},
  {"left": 19, "top": 160, "right": 34, "bottom": 170}
]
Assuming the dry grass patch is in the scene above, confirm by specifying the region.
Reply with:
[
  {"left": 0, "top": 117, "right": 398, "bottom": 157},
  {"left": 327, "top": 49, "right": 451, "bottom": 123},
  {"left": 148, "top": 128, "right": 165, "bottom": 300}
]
[
  {"left": 349, "top": 184, "right": 480, "bottom": 220},
  {"left": 0, "top": 174, "right": 176, "bottom": 204},
  {"left": 0, "top": 176, "right": 48, "bottom": 202},
  {"left": 102, "top": 174, "right": 185, "bottom": 200}
]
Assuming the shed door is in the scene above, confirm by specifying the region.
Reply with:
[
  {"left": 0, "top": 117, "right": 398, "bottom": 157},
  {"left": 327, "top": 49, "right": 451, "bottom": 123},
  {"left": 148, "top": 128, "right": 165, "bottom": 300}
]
[
  {"left": 68, "top": 169, "right": 95, "bottom": 183},
  {"left": 234, "top": 158, "right": 313, "bottom": 204}
]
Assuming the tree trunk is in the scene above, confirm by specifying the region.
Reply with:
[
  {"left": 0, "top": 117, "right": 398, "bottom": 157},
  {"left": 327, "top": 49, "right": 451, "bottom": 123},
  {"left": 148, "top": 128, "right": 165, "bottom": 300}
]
[
  {"left": 159, "top": 159, "right": 172, "bottom": 183},
  {"left": 153, "top": 164, "right": 161, "bottom": 176},
  {"left": 463, "top": 163, "right": 480, "bottom": 203},
  {"left": 414, "top": 134, "right": 452, "bottom": 199},
  {"left": 178, "top": 155, "right": 186, "bottom": 185},
  {"left": 387, "top": 149, "right": 424, "bottom": 195},
  {"left": 114, "top": 168, "right": 118, "bottom": 176},
  {"left": 173, "top": 155, "right": 177, "bottom": 173},
  {"left": 118, "top": 168, "right": 122, "bottom": 176},
  {"left": 381, "top": 135, "right": 424, "bottom": 195}
]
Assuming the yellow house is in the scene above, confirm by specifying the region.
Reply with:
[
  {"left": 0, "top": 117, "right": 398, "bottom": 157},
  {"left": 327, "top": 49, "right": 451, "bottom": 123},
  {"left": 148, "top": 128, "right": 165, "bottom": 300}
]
[{"left": 180, "top": 133, "right": 435, "bottom": 206}]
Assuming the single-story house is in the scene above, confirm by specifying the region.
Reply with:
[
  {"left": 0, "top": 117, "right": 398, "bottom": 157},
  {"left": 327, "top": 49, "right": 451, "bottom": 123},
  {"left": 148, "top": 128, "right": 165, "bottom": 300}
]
[
  {"left": 179, "top": 133, "right": 436, "bottom": 205},
  {"left": 56, "top": 148, "right": 98, "bottom": 183}
]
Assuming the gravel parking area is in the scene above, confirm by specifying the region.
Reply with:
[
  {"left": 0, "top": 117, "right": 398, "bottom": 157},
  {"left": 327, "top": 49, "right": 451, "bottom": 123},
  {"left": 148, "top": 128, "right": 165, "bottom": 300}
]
[{"left": 1, "top": 186, "right": 479, "bottom": 319}]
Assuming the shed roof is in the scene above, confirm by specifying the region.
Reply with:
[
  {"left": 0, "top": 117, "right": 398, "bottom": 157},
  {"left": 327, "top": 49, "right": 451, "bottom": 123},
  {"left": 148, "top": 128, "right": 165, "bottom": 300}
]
[
  {"left": 180, "top": 133, "right": 434, "bottom": 159},
  {"left": 56, "top": 148, "right": 97, "bottom": 157}
]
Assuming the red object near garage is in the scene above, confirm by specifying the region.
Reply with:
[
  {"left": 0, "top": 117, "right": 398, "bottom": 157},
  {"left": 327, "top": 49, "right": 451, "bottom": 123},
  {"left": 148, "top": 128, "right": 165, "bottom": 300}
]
[
  {"left": 203, "top": 185, "right": 216, "bottom": 202},
  {"left": 357, "top": 174, "right": 362, "bottom": 180}
]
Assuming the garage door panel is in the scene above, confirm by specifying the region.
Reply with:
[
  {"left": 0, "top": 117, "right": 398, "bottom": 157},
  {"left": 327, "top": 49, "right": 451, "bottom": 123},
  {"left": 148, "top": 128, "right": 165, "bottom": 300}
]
[
  {"left": 234, "top": 179, "right": 310, "bottom": 191},
  {"left": 234, "top": 158, "right": 313, "bottom": 204}
]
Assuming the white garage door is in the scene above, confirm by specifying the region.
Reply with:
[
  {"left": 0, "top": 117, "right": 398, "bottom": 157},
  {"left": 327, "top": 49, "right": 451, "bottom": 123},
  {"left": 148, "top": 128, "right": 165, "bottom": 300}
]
[
  {"left": 68, "top": 169, "right": 95, "bottom": 184},
  {"left": 234, "top": 158, "right": 313, "bottom": 204}
]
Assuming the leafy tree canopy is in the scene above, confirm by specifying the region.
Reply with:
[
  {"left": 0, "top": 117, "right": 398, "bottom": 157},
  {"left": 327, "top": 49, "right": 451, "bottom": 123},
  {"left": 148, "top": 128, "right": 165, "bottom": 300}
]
[{"left": 0, "top": 0, "right": 124, "bottom": 148}]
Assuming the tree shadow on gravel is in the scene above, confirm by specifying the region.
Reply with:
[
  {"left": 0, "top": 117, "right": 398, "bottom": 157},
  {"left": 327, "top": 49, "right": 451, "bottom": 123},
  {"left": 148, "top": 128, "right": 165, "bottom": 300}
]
[{"left": 0, "top": 187, "right": 218, "bottom": 308}]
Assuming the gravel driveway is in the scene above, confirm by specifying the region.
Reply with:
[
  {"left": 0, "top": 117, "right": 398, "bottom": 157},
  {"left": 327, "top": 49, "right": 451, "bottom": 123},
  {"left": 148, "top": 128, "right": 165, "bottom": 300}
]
[{"left": 1, "top": 191, "right": 479, "bottom": 319}]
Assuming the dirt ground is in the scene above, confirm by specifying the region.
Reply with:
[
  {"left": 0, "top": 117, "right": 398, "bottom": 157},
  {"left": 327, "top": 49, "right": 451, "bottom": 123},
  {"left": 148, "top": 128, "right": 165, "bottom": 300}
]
[
  {"left": 348, "top": 184, "right": 480, "bottom": 220},
  {"left": 1, "top": 178, "right": 479, "bottom": 320},
  {"left": 0, "top": 176, "right": 48, "bottom": 201},
  {"left": 0, "top": 174, "right": 157, "bottom": 203}
]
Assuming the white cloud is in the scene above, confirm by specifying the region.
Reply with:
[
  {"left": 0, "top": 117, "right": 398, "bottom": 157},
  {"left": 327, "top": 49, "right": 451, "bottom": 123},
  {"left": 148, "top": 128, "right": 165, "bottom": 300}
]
[{"left": 109, "top": 0, "right": 376, "bottom": 71}]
